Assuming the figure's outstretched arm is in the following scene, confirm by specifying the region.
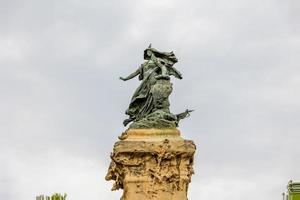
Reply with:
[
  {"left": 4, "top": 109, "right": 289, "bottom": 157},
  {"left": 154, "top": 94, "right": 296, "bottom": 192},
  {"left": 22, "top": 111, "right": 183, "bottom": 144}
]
[{"left": 120, "top": 68, "right": 140, "bottom": 81}]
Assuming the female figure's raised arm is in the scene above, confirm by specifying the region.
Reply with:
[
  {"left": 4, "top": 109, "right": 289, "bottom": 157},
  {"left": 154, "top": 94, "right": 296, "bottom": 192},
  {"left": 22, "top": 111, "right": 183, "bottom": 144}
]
[{"left": 119, "top": 67, "right": 141, "bottom": 81}]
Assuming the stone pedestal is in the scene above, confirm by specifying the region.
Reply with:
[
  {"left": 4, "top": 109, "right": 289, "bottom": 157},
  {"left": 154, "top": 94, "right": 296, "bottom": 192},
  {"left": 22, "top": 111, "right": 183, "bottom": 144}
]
[{"left": 106, "top": 129, "right": 196, "bottom": 200}]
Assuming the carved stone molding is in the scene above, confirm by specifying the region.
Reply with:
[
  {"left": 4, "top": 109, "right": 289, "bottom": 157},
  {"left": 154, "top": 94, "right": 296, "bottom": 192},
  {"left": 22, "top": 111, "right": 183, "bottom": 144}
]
[{"left": 106, "top": 129, "right": 196, "bottom": 200}]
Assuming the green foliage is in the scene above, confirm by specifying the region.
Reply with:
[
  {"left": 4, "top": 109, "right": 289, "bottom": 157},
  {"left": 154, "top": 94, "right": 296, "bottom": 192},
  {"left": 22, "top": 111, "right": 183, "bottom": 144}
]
[
  {"left": 51, "top": 193, "right": 67, "bottom": 200},
  {"left": 36, "top": 193, "right": 67, "bottom": 200}
]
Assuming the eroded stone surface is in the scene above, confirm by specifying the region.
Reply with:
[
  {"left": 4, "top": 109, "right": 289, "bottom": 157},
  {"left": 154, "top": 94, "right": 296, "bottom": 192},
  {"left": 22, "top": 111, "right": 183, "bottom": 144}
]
[{"left": 106, "top": 129, "right": 196, "bottom": 200}]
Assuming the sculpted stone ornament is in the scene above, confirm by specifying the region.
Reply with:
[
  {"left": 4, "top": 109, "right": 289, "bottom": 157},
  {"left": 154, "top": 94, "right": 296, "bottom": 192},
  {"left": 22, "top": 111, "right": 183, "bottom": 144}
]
[{"left": 106, "top": 45, "right": 196, "bottom": 200}]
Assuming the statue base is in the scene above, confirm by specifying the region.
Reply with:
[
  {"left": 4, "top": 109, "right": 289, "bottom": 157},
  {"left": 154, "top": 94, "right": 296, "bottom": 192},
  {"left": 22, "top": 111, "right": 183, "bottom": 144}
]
[{"left": 106, "top": 129, "right": 196, "bottom": 200}]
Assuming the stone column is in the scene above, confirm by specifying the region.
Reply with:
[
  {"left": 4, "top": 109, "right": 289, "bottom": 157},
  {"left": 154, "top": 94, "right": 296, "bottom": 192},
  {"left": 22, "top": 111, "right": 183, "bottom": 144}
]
[{"left": 106, "top": 129, "right": 196, "bottom": 200}]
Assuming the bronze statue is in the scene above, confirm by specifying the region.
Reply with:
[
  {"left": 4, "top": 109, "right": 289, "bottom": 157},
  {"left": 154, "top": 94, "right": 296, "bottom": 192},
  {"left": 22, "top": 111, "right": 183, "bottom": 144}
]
[
  {"left": 106, "top": 45, "right": 196, "bottom": 199},
  {"left": 120, "top": 44, "right": 192, "bottom": 129}
]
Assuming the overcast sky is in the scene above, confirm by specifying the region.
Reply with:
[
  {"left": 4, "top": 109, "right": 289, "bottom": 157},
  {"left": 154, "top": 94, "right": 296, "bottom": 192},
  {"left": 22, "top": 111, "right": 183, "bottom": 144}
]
[{"left": 1, "top": 0, "right": 300, "bottom": 199}]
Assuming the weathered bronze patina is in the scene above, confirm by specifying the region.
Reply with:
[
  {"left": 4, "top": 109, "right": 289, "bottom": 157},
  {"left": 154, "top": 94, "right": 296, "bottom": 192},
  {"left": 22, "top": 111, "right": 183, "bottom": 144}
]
[{"left": 120, "top": 44, "right": 193, "bottom": 129}]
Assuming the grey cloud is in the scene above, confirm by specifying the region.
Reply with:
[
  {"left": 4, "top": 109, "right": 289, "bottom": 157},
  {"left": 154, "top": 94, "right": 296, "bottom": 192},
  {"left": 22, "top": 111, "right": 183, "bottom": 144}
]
[{"left": 1, "top": 0, "right": 299, "bottom": 199}]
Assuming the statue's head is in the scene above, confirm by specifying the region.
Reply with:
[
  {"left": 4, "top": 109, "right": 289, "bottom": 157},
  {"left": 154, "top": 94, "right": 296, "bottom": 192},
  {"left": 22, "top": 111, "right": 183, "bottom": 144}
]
[
  {"left": 143, "top": 44, "right": 154, "bottom": 60},
  {"left": 143, "top": 44, "right": 178, "bottom": 63}
]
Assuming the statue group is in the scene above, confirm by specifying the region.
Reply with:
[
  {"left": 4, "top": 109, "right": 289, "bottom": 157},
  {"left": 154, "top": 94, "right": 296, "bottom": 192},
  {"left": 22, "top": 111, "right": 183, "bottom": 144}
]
[
  {"left": 106, "top": 45, "right": 196, "bottom": 200},
  {"left": 120, "top": 44, "right": 192, "bottom": 129}
]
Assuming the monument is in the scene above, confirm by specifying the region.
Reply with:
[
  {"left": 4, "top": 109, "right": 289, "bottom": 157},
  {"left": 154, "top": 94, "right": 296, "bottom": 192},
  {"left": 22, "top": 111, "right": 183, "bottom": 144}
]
[{"left": 106, "top": 45, "right": 196, "bottom": 200}]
